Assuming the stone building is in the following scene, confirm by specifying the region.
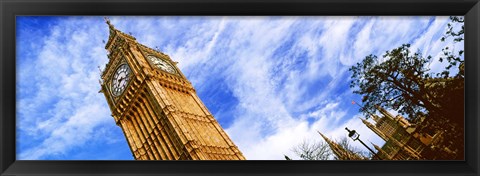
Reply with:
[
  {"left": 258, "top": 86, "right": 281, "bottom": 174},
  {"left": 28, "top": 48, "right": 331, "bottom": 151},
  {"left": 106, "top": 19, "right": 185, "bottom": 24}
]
[
  {"left": 319, "top": 105, "right": 453, "bottom": 160},
  {"left": 360, "top": 105, "right": 449, "bottom": 160},
  {"left": 318, "top": 132, "right": 366, "bottom": 160},
  {"left": 98, "top": 19, "right": 245, "bottom": 160}
]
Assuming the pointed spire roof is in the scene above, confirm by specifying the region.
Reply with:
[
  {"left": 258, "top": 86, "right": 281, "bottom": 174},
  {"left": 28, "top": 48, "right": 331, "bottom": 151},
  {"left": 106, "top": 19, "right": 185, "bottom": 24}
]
[
  {"left": 104, "top": 17, "right": 138, "bottom": 52},
  {"left": 103, "top": 17, "right": 136, "bottom": 39},
  {"left": 351, "top": 100, "right": 381, "bottom": 122},
  {"left": 370, "top": 113, "right": 381, "bottom": 123},
  {"left": 370, "top": 142, "right": 389, "bottom": 160},
  {"left": 104, "top": 17, "right": 114, "bottom": 29},
  {"left": 359, "top": 117, "right": 369, "bottom": 124},
  {"left": 104, "top": 16, "right": 119, "bottom": 39},
  {"left": 359, "top": 117, "right": 377, "bottom": 129},
  {"left": 359, "top": 117, "right": 389, "bottom": 141},
  {"left": 317, "top": 131, "right": 364, "bottom": 160},
  {"left": 375, "top": 104, "right": 394, "bottom": 119}
]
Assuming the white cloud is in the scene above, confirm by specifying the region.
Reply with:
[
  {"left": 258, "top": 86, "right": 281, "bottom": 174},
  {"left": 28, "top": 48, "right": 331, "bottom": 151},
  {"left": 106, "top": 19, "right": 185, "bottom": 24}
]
[
  {"left": 410, "top": 17, "right": 449, "bottom": 56},
  {"left": 19, "top": 104, "right": 111, "bottom": 159},
  {"left": 16, "top": 16, "right": 457, "bottom": 160},
  {"left": 219, "top": 16, "right": 444, "bottom": 160},
  {"left": 350, "top": 20, "right": 375, "bottom": 65},
  {"left": 410, "top": 16, "right": 463, "bottom": 76},
  {"left": 317, "top": 17, "right": 356, "bottom": 78},
  {"left": 226, "top": 99, "right": 385, "bottom": 160},
  {"left": 17, "top": 17, "right": 126, "bottom": 159}
]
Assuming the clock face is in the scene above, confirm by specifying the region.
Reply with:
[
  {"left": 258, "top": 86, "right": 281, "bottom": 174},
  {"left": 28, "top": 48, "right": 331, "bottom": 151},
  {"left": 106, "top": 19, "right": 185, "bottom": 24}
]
[
  {"left": 147, "top": 55, "right": 176, "bottom": 74},
  {"left": 111, "top": 64, "right": 131, "bottom": 97}
]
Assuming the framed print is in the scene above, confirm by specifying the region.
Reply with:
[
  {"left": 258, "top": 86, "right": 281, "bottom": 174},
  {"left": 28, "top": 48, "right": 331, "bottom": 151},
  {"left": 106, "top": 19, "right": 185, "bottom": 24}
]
[{"left": 2, "top": 0, "right": 479, "bottom": 176}]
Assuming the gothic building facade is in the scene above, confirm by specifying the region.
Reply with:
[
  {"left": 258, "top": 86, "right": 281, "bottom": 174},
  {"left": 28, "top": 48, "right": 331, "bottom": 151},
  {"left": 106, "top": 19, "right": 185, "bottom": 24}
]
[
  {"left": 321, "top": 105, "right": 453, "bottom": 160},
  {"left": 318, "top": 132, "right": 366, "bottom": 160},
  {"left": 99, "top": 19, "right": 245, "bottom": 160},
  {"left": 361, "top": 105, "right": 452, "bottom": 160}
]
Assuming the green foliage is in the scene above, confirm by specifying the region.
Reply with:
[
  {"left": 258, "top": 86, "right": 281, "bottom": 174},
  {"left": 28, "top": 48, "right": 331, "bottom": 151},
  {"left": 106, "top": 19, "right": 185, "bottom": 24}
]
[
  {"left": 349, "top": 16, "right": 465, "bottom": 160},
  {"left": 349, "top": 44, "right": 436, "bottom": 121},
  {"left": 439, "top": 16, "right": 465, "bottom": 78}
]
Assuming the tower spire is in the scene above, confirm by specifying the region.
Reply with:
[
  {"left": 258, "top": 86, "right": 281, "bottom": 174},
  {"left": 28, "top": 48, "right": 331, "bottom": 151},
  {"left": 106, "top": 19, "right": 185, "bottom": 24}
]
[
  {"left": 99, "top": 20, "right": 245, "bottom": 160},
  {"left": 317, "top": 131, "right": 364, "bottom": 160},
  {"left": 375, "top": 104, "right": 395, "bottom": 119},
  {"left": 103, "top": 18, "right": 136, "bottom": 53},
  {"left": 359, "top": 117, "right": 389, "bottom": 141},
  {"left": 104, "top": 17, "right": 114, "bottom": 29},
  {"left": 371, "top": 142, "right": 390, "bottom": 160},
  {"left": 351, "top": 100, "right": 380, "bottom": 121}
]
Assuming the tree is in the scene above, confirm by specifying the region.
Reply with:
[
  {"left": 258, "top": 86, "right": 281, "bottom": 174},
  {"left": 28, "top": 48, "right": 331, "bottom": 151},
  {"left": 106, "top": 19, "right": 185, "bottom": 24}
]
[
  {"left": 423, "top": 16, "right": 464, "bottom": 159},
  {"left": 439, "top": 16, "right": 464, "bottom": 79},
  {"left": 333, "top": 137, "right": 370, "bottom": 160},
  {"left": 289, "top": 137, "right": 368, "bottom": 160},
  {"left": 291, "top": 140, "right": 332, "bottom": 160},
  {"left": 350, "top": 44, "right": 438, "bottom": 121},
  {"left": 349, "top": 16, "right": 464, "bottom": 159}
]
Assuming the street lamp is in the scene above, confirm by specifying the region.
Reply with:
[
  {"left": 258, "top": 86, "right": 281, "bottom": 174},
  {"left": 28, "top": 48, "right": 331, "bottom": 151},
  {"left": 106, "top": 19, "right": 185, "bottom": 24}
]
[{"left": 345, "top": 127, "right": 382, "bottom": 160}]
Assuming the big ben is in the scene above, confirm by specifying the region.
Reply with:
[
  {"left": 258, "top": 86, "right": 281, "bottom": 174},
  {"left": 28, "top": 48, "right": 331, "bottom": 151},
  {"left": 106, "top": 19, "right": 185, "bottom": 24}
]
[{"left": 99, "top": 18, "right": 245, "bottom": 160}]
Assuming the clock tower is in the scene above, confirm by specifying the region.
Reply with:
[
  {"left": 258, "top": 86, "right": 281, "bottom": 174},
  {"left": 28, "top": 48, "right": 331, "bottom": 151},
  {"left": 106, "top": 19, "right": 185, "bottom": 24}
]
[{"left": 99, "top": 19, "right": 245, "bottom": 160}]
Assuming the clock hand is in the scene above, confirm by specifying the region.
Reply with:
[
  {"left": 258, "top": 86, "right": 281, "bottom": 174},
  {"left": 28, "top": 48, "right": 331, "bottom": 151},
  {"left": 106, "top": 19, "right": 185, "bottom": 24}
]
[{"left": 119, "top": 75, "right": 127, "bottom": 82}]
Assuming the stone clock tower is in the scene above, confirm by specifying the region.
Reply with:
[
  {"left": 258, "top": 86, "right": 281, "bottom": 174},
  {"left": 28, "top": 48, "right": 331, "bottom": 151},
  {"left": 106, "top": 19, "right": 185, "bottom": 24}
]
[{"left": 99, "top": 19, "right": 245, "bottom": 160}]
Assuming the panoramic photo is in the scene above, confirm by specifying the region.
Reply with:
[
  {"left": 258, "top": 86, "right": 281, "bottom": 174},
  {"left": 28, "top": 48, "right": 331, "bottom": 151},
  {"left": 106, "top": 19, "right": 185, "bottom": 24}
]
[{"left": 16, "top": 16, "right": 464, "bottom": 160}]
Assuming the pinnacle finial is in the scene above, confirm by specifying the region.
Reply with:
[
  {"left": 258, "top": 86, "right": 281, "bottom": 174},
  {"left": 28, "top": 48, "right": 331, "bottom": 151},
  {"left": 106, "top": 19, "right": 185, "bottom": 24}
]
[
  {"left": 104, "top": 16, "right": 110, "bottom": 24},
  {"left": 104, "top": 17, "right": 114, "bottom": 29},
  {"left": 317, "top": 131, "right": 328, "bottom": 138},
  {"left": 359, "top": 117, "right": 369, "bottom": 123}
]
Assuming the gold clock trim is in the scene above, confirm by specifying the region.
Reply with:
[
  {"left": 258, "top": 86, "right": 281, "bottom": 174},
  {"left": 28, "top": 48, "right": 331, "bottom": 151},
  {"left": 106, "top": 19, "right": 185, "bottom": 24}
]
[{"left": 110, "top": 63, "right": 131, "bottom": 97}]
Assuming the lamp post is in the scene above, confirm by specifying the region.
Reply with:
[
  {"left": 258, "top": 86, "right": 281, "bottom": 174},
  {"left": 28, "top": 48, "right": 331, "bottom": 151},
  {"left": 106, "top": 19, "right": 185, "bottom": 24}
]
[{"left": 345, "top": 127, "right": 382, "bottom": 160}]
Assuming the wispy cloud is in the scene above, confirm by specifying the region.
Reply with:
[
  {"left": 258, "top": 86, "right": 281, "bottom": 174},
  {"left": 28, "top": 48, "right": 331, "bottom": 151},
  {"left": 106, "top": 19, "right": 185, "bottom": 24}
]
[
  {"left": 17, "top": 17, "right": 131, "bottom": 160},
  {"left": 16, "top": 16, "right": 458, "bottom": 160}
]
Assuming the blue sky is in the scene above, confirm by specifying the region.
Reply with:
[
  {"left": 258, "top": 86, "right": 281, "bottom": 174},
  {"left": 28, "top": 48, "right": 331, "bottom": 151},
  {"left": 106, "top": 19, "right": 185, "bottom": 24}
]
[{"left": 16, "top": 16, "right": 463, "bottom": 160}]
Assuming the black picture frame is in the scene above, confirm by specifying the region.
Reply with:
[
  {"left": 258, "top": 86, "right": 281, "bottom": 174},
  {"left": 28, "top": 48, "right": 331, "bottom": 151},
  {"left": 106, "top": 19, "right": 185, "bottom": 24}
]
[{"left": 1, "top": 0, "right": 479, "bottom": 176}]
